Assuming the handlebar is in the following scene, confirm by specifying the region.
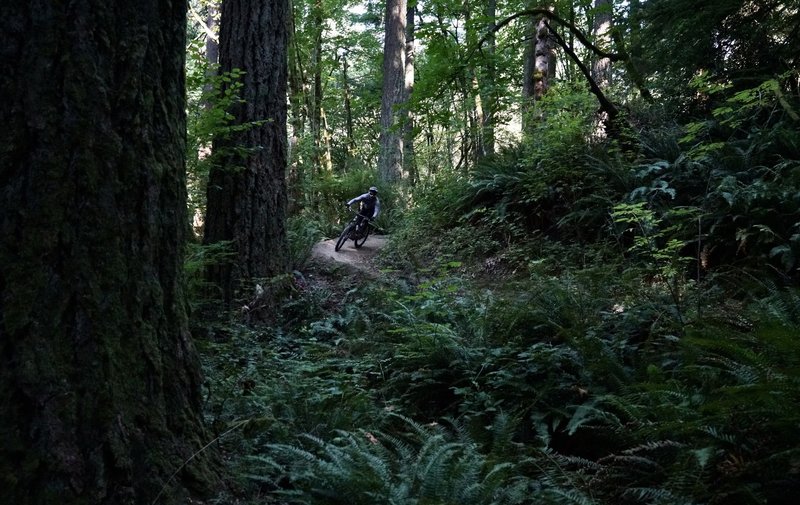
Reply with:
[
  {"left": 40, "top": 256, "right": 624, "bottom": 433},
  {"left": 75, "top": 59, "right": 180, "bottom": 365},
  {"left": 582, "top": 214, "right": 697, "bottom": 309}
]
[{"left": 345, "top": 207, "right": 373, "bottom": 221}]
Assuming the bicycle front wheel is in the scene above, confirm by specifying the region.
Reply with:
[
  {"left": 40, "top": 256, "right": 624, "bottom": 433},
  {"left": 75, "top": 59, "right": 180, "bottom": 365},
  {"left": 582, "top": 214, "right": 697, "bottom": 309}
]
[
  {"left": 354, "top": 223, "right": 370, "bottom": 248},
  {"left": 335, "top": 223, "right": 354, "bottom": 252}
]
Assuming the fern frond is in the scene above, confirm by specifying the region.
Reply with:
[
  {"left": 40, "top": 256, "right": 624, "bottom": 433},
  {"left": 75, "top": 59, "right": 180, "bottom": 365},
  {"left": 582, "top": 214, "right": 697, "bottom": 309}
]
[
  {"left": 622, "top": 486, "right": 691, "bottom": 504},
  {"left": 621, "top": 440, "right": 684, "bottom": 455},
  {"left": 543, "top": 487, "right": 598, "bottom": 505}
]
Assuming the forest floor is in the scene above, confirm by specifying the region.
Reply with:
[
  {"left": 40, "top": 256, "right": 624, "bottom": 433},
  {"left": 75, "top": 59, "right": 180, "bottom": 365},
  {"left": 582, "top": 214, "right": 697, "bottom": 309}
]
[{"left": 310, "top": 234, "right": 389, "bottom": 276}]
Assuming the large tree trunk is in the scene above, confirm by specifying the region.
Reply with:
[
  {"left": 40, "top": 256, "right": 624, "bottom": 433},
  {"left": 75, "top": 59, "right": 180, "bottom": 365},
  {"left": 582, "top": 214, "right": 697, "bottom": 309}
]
[
  {"left": 378, "top": 0, "right": 407, "bottom": 183},
  {"left": 204, "top": 0, "right": 290, "bottom": 305},
  {"left": 591, "top": 0, "right": 612, "bottom": 88},
  {"left": 0, "top": 0, "right": 216, "bottom": 503}
]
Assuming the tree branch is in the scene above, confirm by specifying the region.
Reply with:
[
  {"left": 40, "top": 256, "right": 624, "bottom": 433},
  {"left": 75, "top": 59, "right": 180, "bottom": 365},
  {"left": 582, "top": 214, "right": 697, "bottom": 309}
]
[
  {"left": 189, "top": 5, "right": 218, "bottom": 43},
  {"left": 469, "top": 8, "right": 623, "bottom": 62},
  {"left": 545, "top": 21, "right": 618, "bottom": 119},
  {"left": 469, "top": 8, "right": 653, "bottom": 104}
]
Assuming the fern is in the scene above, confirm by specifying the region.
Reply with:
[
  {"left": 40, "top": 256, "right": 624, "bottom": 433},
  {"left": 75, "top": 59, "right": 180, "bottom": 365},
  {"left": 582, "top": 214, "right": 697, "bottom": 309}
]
[
  {"left": 621, "top": 487, "right": 692, "bottom": 504},
  {"left": 254, "top": 414, "right": 550, "bottom": 505}
]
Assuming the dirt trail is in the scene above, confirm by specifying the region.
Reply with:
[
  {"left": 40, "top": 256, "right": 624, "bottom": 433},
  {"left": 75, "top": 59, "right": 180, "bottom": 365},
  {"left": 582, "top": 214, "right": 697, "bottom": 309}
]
[{"left": 310, "top": 235, "right": 389, "bottom": 275}]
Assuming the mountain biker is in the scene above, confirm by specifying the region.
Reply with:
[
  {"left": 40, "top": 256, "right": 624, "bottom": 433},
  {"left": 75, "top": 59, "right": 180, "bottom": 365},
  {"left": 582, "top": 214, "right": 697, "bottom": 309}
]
[{"left": 346, "top": 186, "right": 380, "bottom": 230}]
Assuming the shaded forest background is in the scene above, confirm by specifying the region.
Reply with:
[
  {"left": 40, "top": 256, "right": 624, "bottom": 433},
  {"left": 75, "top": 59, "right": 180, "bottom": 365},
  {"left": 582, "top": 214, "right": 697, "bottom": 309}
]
[{"left": 2, "top": 0, "right": 799, "bottom": 504}]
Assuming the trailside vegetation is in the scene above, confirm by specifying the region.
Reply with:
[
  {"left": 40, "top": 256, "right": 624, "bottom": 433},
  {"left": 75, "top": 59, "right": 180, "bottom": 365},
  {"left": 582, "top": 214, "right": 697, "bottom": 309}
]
[
  {"left": 4, "top": 0, "right": 789, "bottom": 503},
  {"left": 194, "top": 74, "right": 800, "bottom": 504},
  {"left": 185, "top": 0, "right": 799, "bottom": 503},
  {"left": 185, "top": 1, "right": 799, "bottom": 502}
]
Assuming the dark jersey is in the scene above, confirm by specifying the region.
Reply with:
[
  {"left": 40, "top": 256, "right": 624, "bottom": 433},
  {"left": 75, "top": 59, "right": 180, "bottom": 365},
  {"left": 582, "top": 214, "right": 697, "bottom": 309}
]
[{"left": 347, "top": 193, "right": 381, "bottom": 218}]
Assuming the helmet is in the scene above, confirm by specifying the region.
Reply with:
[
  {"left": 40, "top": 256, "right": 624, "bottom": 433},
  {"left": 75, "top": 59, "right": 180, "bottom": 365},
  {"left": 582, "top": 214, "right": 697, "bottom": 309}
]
[{"left": 368, "top": 186, "right": 378, "bottom": 195}]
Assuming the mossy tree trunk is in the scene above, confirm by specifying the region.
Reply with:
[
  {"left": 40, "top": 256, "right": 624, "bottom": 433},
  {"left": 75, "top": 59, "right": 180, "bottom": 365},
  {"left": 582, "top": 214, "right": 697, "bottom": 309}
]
[
  {"left": 204, "top": 0, "right": 291, "bottom": 305},
  {"left": 0, "top": 0, "right": 216, "bottom": 504}
]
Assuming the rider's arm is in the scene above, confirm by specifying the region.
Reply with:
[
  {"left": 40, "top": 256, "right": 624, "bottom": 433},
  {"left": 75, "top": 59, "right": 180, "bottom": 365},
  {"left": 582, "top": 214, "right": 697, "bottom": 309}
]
[
  {"left": 347, "top": 194, "right": 366, "bottom": 207},
  {"left": 372, "top": 198, "right": 381, "bottom": 219}
]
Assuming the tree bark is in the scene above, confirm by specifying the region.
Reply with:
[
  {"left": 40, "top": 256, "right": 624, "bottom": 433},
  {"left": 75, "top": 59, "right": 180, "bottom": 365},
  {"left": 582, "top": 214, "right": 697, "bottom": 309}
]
[
  {"left": 204, "top": 0, "right": 290, "bottom": 305},
  {"left": 341, "top": 49, "right": 357, "bottom": 156},
  {"left": 310, "top": 0, "right": 325, "bottom": 174},
  {"left": 522, "top": 2, "right": 537, "bottom": 122},
  {"left": 534, "top": 12, "right": 557, "bottom": 101},
  {"left": 378, "top": 0, "right": 407, "bottom": 183},
  {"left": 320, "top": 106, "right": 333, "bottom": 172},
  {"left": 465, "top": 0, "right": 482, "bottom": 165},
  {"left": 287, "top": 0, "right": 307, "bottom": 211},
  {"left": 0, "top": 0, "right": 216, "bottom": 503},
  {"left": 591, "top": 0, "right": 613, "bottom": 138},
  {"left": 403, "top": 0, "right": 417, "bottom": 184},
  {"left": 205, "top": 0, "right": 220, "bottom": 66},
  {"left": 591, "top": 0, "right": 612, "bottom": 89},
  {"left": 482, "top": 0, "right": 497, "bottom": 157},
  {"left": 522, "top": 5, "right": 557, "bottom": 131}
]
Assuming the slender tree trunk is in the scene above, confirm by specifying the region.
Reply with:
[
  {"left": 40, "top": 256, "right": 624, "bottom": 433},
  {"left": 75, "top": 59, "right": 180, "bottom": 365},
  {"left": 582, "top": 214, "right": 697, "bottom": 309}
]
[
  {"left": 445, "top": 112, "right": 456, "bottom": 172},
  {"left": 466, "top": 0, "right": 497, "bottom": 161},
  {"left": 320, "top": 107, "right": 333, "bottom": 172},
  {"left": 341, "top": 50, "right": 357, "bottom": 157},
  {"left": 0, "top": 0, "right": 217, "bottom": 503},
  {"left": 310, "top": 0, "right": 324, "bottom": 174},
  {"left": 523, "top": 5, "right": 556, "bottom": 131},
  {"left": 461, "top": 93, "right": 472, "bottom": 170},
  {"left": 425, "top": 119, "right": 437, "bottom": 176},
  {"left": 205, "top": 0, "right": 220, "bottom": 66},
  {"left": 403, "top": 0, "right": 418, "bottom": 184},
  {"left": 482, "top": 0, "right": 497, "bottom": 157},
  {"left": 472, "top": 73, "right": 485, "bottom": 162},
  {"left": 521, "top": 1, "right": 536, "bottom": 131},
  {"left": 591, "top": 0, "right": 613, "bottom": 138},
  {"left": 469, "top": 81, "right": 481, "bottom": 165},
  {"left": 378, "top": 0, "right": 407, "bottom": 183},
  {"left": 566, "top": 1, "right": 577, "bottom": 81},
  {"left": 534, "top": 11, "right": 557, "bottom": 101},
  {"left": 465, "top": 0, "right": 482, "bottom": 164},
  {"left": 204, "top": 0, "right": 290, "bottom": 306},
  {"left": 287, "top": 0, "right": 307, "bottom": 211}
]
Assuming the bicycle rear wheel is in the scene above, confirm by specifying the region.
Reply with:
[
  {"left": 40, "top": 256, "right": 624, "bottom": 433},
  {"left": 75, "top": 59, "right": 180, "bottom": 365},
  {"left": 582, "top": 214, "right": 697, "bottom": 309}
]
[{"left": 334, "top": 223, "right": 354, "bottom": 252}]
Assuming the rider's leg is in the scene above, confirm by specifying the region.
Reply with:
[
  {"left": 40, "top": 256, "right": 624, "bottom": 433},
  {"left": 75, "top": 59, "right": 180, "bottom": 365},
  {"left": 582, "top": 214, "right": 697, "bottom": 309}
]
[{"left": 356, "top": 212, "right": 368, "bottom": 230}]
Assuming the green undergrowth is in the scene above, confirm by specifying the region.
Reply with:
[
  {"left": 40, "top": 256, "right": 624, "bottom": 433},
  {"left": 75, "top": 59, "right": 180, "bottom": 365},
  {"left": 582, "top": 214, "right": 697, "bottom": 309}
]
[
  {"left": 195, "top": 75, "right": 800, "bottom": 504},
  {"left": 198, "top": 249, "right": 800, "bottom": 504}
]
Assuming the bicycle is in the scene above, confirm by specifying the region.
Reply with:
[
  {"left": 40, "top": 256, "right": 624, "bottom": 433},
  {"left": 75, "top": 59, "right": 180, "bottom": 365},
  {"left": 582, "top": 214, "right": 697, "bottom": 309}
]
[{"left": 334, "top": 210, "right": 373, "bottom": 252}]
